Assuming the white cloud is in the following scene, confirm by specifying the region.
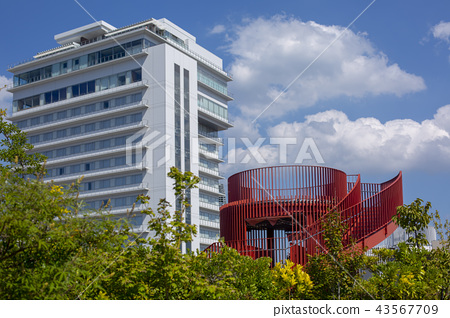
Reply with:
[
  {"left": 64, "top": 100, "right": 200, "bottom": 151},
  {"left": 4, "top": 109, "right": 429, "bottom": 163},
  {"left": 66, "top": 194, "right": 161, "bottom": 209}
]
[
  {"left": 209, "top": 24, "right": 226, "bottom": 35},
  {"left": 221, "top": 106, "right": 450, "bottom": 176},
  {"left": 432, "top": 21, "right": 450, "bottom": 42},
  {"left": 0, "top": 76, "right": 13, "bottom": 114},
  {"left": 226, "top": 16, "right": 426, "bottom": 120},
  {"left": 268, "top": 106, "right": 450, "bottom": 172}
]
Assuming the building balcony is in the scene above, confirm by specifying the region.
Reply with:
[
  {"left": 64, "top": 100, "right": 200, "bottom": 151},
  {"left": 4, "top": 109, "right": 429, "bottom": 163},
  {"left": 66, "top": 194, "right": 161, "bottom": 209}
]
[
  {"left": 199, "top": 219, "right": 220, "bottom": 229},
  {"left": 198, "top": 133, "right": 223, "bottom": 145},
  {"left": 199, "top": 183, "right": 222, "bottom": 196},
  {"left": 9, "top": 80, "right": 148, "bottom": 120},
  {"left": 8, "top": 51, "right": 148, "bottom": 92},
  {"left": 198, "top": 107, "right": 233, "bottom": 130},
  {"left": 198, "top": 166, "right": 223, "bottom": 179},
  {"left": 32, "top": 120, "right": 148, "bottom": 150},
  {"left": 78, "top": 183, "right": 150, "bottom": 199},
  {"left": 45, "top": 145, "right": 127, "bottom": 166},
  {"left": 199, "top": 201, "right": 220, "bottom": 212},
  {"left": 197, "top": 72, "right": 233, "bottom": 101},
  {"left": 46, "top": 165, "right": 145, "bottom": 183},
  {"left": 199, "top": 148, "right": 223, "bottom": 162},
  {"left": 199, "top": 237, "right": 219, "bottom": 246},
  {"left": 23, "top": 100, "right": 148, "bottom": 134}
]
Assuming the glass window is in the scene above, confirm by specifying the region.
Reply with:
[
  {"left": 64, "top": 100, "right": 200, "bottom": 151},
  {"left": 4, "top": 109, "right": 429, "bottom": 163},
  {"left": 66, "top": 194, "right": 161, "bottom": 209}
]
[
  {"left": 72, "top": 84, "right": 80, "bottom": 98},
  {"left": 85, "top": 104, "right": 96, "bottom": 113},
  {"left": 71, "top": 126, "right": 81, "bottom": 135},
  {"left": 79, "top": 82, "right": 87, "bottom": 95},
  {"left": 70, "top": 164, "right": 80, "bottom": 173},
  {"left": 43, "top": 132, "right": 53, "bottom": 141},
  {"left": 56, "top": 148, "right": 66, "bottom": 157},
  {"left": 30, "top": 135, "right": 40, "bottom": 143},
  {"left": 56, "top": 129, "right": 66, "bottom": 139},
  {"left": 30, "top": 117, "right": 40, "bottom": 126},
  {"left": 70, "top": 145, "right": 81, "bottom": 154},
  {"left": 99, "top": 179, "right": 110, "bottom": 189},
  {"left": 99, "top": 139, "right": 111, "bottom": 149},
  {"left": 72, "top": 107, "right": 81, "bottom": 117},
  {"left": 115, "top": 136, "right": 126, "bottom": 146},
  {"left": 73, "top": 58, "right": 80, "bottom": 70},
  {"left": 51, "top": 90, "right": 59, "bottom": 103},
  {"left": 43, "top": 114, "right": 53, "bottom": 123},
  {"left": 44, "top": 92, "right": 52, "bottom": 105},
  {"left": 88, "top": 80, "right": 95, "bottom": 93},
  {"left": 100, "top": 120, "right": 110, "bottom": 129},
  {"left": 59, "top": 88, "right": 67, "bottom": 101},
  {"left": 51, "top": 63, "right": 60, "bottom": 76},
  {"left": 85, "top": 123, "right": 95, "bottom": 132},
  {"left": 57, "top": 110, "right": 66, "bottom": 120},
  {"left": 131, "top": 69, "right": 142, "bottom": 82},
  {"left": 103, "top": 101, "right": 109, "bottom": 109},
  {"left": 115, "top": 156, "right": 126, "bottom": 166},
  {"left": 85, "top": 163, "right": 91, "bottom": 171},
  {"left": 115, "top": 176, "right": 126, "bottom": 186},
  {"left": 117, "top": 73, "right": 126, "bottom": 86},
  {"left": 100, "top": 77, "right": 109, "bottom": 91},
  {"left": 100, "top": 159, "right": 110, "bottom": 169},
  {"left": 85, "top": 142, "right": 95, "bottom": 152},
  {"left": 115, "top": 116, "right": 125, "bottom": 126}
]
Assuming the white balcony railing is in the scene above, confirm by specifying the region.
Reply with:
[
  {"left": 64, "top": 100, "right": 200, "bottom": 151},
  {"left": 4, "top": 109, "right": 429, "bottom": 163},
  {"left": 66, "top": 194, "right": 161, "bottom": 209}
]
[
  {"left": 24, "top": 100, "right": 148, "bottom": 133},
  {"left": 32, "top": 120, "right": 148, "bottom": 149}
]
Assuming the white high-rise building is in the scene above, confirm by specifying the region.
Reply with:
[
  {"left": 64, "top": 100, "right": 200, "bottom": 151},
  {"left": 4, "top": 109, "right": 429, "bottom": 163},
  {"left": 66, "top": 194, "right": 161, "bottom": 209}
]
[{"left": 7, "top": 19, "right": 232, "bottom": 252}]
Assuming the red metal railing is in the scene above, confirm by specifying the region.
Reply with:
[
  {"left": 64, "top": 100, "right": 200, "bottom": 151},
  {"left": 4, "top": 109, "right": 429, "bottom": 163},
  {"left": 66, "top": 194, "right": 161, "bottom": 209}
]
[{"left": 206, "top": 166, "right": 403, "bottom": 266}]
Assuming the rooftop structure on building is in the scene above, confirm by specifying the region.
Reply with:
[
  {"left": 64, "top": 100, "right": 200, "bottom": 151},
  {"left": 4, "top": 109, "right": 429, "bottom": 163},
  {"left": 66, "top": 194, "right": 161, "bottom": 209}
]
[{"left": 7, "top": 18, "right": 232, "bottom": 252}]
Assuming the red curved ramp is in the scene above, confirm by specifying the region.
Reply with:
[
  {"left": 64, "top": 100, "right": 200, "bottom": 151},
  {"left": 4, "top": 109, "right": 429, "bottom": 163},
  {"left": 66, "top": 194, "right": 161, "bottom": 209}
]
[{"left": 206, "top": 165, "right": 403, "bottom": 266}]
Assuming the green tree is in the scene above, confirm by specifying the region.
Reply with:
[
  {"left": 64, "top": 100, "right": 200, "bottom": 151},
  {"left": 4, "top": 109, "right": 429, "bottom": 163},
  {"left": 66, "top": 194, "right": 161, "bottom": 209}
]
[
  {"left": 0, "top": 109, "right": 46, "bottom": 176},
  {"left": 393, "top": 198, "right": 432, "bottom": 249},
  {"left": 358, "top": 199, "right": 450, "bottom": 300},
  {"left": 0, "top": 109, "right": 134, "bottom": 299},
  {"left": 306, "top": 211, "right": 368, "bottom": 300}
]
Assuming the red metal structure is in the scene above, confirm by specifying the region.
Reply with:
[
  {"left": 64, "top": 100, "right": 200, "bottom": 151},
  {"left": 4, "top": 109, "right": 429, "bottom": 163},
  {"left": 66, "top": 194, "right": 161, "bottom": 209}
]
[{"left": 207, "top": 165, "right": 403, "bottom": 266}]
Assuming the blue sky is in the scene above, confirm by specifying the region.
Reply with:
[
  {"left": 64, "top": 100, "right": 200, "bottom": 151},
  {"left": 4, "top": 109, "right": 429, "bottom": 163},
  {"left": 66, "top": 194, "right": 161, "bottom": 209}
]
[{"left": 1, "top": 0, "right": 450, "bottom": 222}]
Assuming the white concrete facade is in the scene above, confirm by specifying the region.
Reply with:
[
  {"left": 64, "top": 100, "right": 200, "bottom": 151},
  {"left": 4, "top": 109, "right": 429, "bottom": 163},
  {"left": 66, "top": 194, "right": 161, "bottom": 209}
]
[{"left": 7, "top": 18, "right": 232, "bottom": 252}]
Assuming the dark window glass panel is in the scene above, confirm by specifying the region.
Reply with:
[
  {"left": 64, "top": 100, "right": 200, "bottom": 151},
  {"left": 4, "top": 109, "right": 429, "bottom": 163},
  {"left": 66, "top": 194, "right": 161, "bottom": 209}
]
[
  {"left": 88, "top": 80, "right": 95, "bottom": 93},
  {"left": 51, "top": 90, "right": 59, "bottom": 103},
  {"left": 45, "top": 92, "right": 52, "bottom": 104},
  {"left": 32, "top": 96, "right": 40, "bottom": 107},
  {"left": 131, "top": 69, "right": 142, "bottom": 82},
  {"left": 79, "top": 82, "right": 87, "bottom": 95},
  {"left": 72, "top": 85, "right": 79, "bottom": 97},
  {"left": 59, "top": 88, "right": 67, "bottom": 100},
  {"left": 117, "top": 74, "right": 126, "bottom": 86}
]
